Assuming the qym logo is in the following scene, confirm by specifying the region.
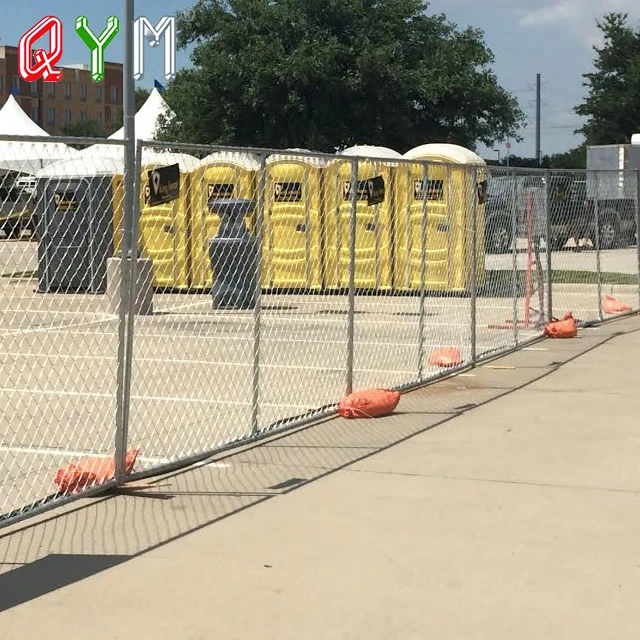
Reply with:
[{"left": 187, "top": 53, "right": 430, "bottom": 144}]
[{"left": 18, "top": 15, "right": 176, "bottom": 83}]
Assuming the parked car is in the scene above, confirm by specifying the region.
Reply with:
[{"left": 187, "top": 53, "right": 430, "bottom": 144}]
[
  {"left": 484, "top": 172, "right": 636, "bottom": 253},
  {"left": 0, "top": 179, "right": 36, "bottom": 239},
  {"left": 484, "top": 175, "right": 545, "bottom": 254},
  {"left": 547, "top": 176, "right": 636, "bottom": 250}
]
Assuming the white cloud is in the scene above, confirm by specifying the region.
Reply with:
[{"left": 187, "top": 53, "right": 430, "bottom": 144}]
[{"left": 514, "top": 0, "right": 640, "bottom": 44}]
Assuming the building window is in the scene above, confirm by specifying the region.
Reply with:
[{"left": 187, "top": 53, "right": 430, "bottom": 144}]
[
  {"left": 80, "top": 84, "right": 87, "bottom": 101},
  {"left": 95, "top": 85, "right": 102, "bottom": 101},
  {"left": 111, "top": 109, "right": 119, "bottom": 124},
  {"left": 30, "top": 81, "right": 38, "bottom": 95},
  {"left": 110, "top": 86, "right": 118, "bottom": 101},
  {"left": 47, "top": 108, "right": 55, "bottom": 125},
  {"left": 47, "top": 83, "right": 55, "bottom": 97},
  {"left": 13, "top": 75, "right": 20, "bottom": 91},
  {"left": 0, "top": 75, "right": 3, "bottom": 91},
  {"left": 64, "top": 82, "right": 71, "bottom": 99},
  {"left": 95, "top": 111, "right": 102, "bottom": 124},
  {"left": 80, "top": 110, "right": 87, "bottom": 123},
  {"left": 63, "top": 109, "right": 72, "bottom": 124},
  {"left": 31, "top": 107, "right": 39, "bottom": 123}
]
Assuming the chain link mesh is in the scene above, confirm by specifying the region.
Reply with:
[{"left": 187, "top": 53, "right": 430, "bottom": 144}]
[
  {"left": 1, "top": 135, "right": 639, "bottom": 528},
  {"left": 0, "top": 135, "right": 127, "bottom": 523}
]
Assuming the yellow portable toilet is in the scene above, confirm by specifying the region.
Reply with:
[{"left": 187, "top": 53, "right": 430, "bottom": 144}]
[
  {"left": 109, "top": 151, "right": 199, "bottom": 289},
  {"left": 137, "top": 153, "right": 200, "bottom": 289},
  {"left": 189, "top": 151, "right": 260, "bottom": 290},
  {"left": 324, "top": 145, "right": 401, "bottom": 290},
  {"left": 263, "top": 150, "right": 326, "bottom": 290},
  {"left": 397, "top": 143, "right": 486, "bottom": 292}
]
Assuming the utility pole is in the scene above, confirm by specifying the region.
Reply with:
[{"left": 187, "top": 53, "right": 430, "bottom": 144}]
[{"left": 535, "top": 73, "right": 541, "bottom": 166}]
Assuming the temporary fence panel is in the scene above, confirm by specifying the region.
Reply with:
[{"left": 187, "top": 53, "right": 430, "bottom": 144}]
[
  {"left": 189, "top": 154, "right": 259, "bottom": 289},
  {"left": 324, "top": 157, "right": 394, "bottom": 290},
  {"left": 0, "top": 134, "right": 126, "bottom": 528},
  {"left": 2, "top": 133, "right": 640, "bottom": 532},
  {"left": 263, "top": 156, "right": 324, "bottom": 290}
]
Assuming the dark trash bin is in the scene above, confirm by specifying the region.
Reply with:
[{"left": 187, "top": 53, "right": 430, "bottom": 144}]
[{"left": 208, "top": 198, "right": 259, "bottom": 309}]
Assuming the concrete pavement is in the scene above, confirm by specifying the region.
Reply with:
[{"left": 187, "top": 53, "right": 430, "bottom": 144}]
[{"left": 2, "top": 314, "right": 640, "bottom": 638}]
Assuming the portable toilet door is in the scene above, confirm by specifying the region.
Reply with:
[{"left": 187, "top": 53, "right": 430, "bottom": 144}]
[
  {"left": 263, "top": 151, "right": 325, "bottom": 291},
  {"left": 398, "top": 144, "right": 486, "bottom": 292},
  {"left": 190, "top": 152, "right": 259, "bottom": 290},
  {"left": 138, "top": 154, "right": 199, "bottom": 290},
  {"left": 324, "top": 147, "right": 401, "bottom": 290},
  {"left": 111, "top": 174, "right": 125, "bottom": 254}
]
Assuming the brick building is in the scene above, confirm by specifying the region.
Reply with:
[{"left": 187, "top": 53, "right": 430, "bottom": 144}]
[{"left": 0, "top": 45, "right": 123, "bottom": 134}]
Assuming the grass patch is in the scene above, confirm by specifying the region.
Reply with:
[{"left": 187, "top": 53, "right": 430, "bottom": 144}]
[
  {"left": 482, "top": 269, "right": 637, "bottom": 297},
  {"left": 551, "top": 270, "right": 637, "bottom": 285}
]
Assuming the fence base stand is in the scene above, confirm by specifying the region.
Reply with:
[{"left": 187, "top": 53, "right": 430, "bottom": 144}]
[{"left": 107, "top": 257, "right": 154, "bottom": 315}]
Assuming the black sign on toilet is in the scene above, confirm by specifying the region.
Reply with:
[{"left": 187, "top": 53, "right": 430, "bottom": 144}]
[
  {"left": 342, "top": 175, "right": 385, "bottom": 205},
  {"left": 145, "top": 163, "right": 180, "bottom": 205}
]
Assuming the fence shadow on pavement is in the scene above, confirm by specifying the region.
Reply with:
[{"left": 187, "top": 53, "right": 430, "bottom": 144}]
[{"left": 0, "top": 313, "right": 637, "bottom": 612}]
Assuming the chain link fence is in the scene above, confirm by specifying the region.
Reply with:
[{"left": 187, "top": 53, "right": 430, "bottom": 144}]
[{"left": 1, "top": 135, "right": 639, "bottom": 528}]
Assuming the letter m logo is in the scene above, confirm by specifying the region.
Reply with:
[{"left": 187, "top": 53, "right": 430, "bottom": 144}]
[{"left": 133, "top": 16, "right": 176, "bottom": 81}]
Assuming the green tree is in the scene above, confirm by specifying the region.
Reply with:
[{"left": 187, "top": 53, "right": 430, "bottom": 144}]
[
  {"left": 135, "top": 87, "right": 151, "bottom": 111},
  {"left": 576, "top": 12, "right": 640, "bottom": 145},
  {"left": 158, "top": 0, "right": 525, "bottom": 151},
  {"left": 546, "top": 145, "right": 586, "bottom": 169},
  {"left": 61, "top": 119, "right": 108, "bottom": 148}
]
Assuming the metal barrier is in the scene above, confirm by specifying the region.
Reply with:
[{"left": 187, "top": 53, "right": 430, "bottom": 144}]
[{"left": 0, "top": 135, "right": 639, "bottom": 528}]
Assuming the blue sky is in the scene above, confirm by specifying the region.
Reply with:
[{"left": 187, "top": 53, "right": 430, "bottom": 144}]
[{"left": 4, "top": 0, "right": 638, "bottom": 158}]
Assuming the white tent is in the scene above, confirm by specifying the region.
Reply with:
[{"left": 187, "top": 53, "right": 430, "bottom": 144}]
[
  {"left": 36, "top": 88, "right": 197, "bottom": 177},
  {"left": 106, "top": 87, "right": 174, "bottom": 143},
  {"left": 0, "top": 95, "right": 79, "bottom": 174},
  {"left": 36, "top": 149, "right": 200, "bottom": 178}
]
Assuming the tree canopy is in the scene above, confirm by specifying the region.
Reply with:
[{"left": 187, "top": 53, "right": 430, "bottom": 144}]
[
  {"left": 487, "top": 145, "right": 586, "bottom": 169},
  {"left": 576, "top": 12, "right": 640, "bottom": 145},
  {"left": 157, "top": 0, "right": 524, "bottom": 152}
]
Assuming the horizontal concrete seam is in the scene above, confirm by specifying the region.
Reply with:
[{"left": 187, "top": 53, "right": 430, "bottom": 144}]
[{"left": 344, "top": 468, "right": 640, "bottom": 496}]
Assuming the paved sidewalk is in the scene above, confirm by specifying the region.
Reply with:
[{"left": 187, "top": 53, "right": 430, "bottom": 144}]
[{"left": 2, "top": 315, "right": 640, "bottom": 639}]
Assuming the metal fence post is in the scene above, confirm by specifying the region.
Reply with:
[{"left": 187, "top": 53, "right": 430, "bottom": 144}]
[
  {"left": 417, "top": 161, "right": 429, "bottom": 379},
  {"left": 115, "top": 0, "right": 136, "bottom": 484},
  {"left": 593, "top": 171, "right": 603, "bottom": 321},
  {"left": 636, "top": 169, "right": 640, "bottom": 310},
  {"left": 511, "top": 171, "right": 519, "bottom": 346},
  {"left": 345, "top": 158, "right": 358, "bottom": 395},
  {"left": 545, "top": 169, "right": 553, "bottom": 322},
  {"left": 251, "top": 153, "right": 267, "bottom": 436},
  {"left": 470, "top": 166, "right": 478, "bottom": 365}
]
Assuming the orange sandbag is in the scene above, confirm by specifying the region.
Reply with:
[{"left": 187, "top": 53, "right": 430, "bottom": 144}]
[
  {"left": 339, "top": 389, "right": 401, "bottom": 419},
  {"left": 54, "top": 448, "right": 139, "bottom": 494},
  {"left": 603, "top": 295, "right": 632, "bottom": 314},
  {"left": 544, "top": 312, "right": 577, "bottom": 338},
  {"left": 428, "top": 347, "right": 462, "bottom": 368}
]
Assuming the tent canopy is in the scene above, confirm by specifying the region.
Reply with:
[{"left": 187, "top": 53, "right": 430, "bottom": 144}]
[
  {"left": 36, "top": 88, "right": 194, "bottom": 177},
  {"left": 0, "top": 95, "right": 79, "bottom": 174},
  {"left": 36, "top": 149, "right": 200, "bottom": 178},
  {"left": 57, "top": 88, "right": 176, "bottom": 163},
  {"left": 107, "top": 87, "right": 174, "bottom": 142}
]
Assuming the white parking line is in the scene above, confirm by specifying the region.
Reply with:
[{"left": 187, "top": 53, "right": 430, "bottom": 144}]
[
  {"left": 0, "top": 315, "right": 117, "bottom": 338},
  {"left": 0, "top": 445, "right": 168, "bottom": 464},
  {"left": 0, "top": 386, "right": 318, "bottom": 410}
]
